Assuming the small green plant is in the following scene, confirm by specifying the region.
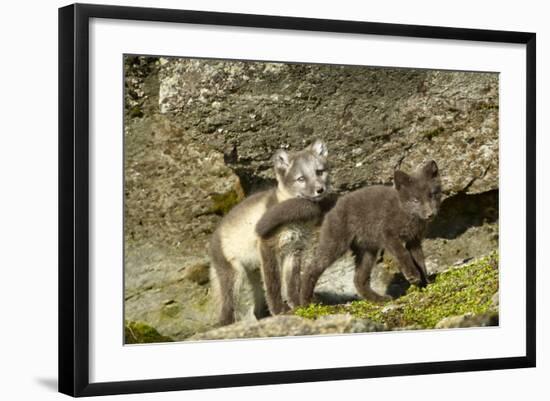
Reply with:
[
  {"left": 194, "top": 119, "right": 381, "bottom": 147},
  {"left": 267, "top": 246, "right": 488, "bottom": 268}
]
[
  {"left": 294, "top": 303, "right": 338, "bottom": 319},
  {"left": 124, "top": 320, "right": 173, "bottom": 344},
  {"left": 209, "top": 189, "right": 243, "bottom": 216},
  {"left": 128, "top": 106, "right": 144, "bottom": 118}
]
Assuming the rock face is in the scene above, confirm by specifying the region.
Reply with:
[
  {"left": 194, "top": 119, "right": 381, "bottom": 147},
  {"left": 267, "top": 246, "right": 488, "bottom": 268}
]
[
  {"left": 124, "top": 244, "right": 217, "bottom": 341},
  {"left": 158, "top": 58, "right": 498, "bottom": 196},
  {"left": 189, "top": 314, "right": 385, "bottom": 341},
  {"left": 124, "top": 56, "right": 499, "bottom": 341},
  {"left": 435, "top": 312, "right": 499, "bottom": 329}
]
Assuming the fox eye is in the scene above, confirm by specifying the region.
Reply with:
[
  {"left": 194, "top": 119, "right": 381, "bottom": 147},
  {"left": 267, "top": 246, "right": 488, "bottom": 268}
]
[
  {"left": 316, "top": 169, "right": 325, "bottom": 176},
  {"left": 296, "top": 176, "right": 306, "bottom": 183}
]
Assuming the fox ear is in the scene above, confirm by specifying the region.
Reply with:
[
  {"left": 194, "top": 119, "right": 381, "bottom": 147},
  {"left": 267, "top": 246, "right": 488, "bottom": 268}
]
[
  {"left": 273, "top": 149, "right": 291, "bottom": 171},
  {"left": 310, "top": 139, "right": 328, "bottom": 157},
  {"left": 394, "top": 170, "right": 411, "bottom": 190},
  {"left": 423, "top": 160, "right": 439, "bottom": 178}
]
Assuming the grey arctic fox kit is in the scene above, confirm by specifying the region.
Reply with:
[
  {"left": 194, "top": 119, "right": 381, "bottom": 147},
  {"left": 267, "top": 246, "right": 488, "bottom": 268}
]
[
  {"left": 300, "top": 160, "right": 442, "bottom": 305},
  {"left": 210, "top": 139, "right": 330, "bottom": 325}
]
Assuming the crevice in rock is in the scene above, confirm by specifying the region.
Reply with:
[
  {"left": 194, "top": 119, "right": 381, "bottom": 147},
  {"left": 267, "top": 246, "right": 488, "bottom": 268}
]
[
  {"left": 233, "top": 168, "right": 277, "bottom": 195},
  {"left": 459, "top": 164, "right": 491, "bottom": 194},
  {"left": 427, "top": 189, "right": 498, "bottom": 239}
]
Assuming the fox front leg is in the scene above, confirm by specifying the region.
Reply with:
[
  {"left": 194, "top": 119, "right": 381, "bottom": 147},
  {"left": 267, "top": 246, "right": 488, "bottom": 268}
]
[
  {"left": 406, "top": 239, "right": 431, "bottom": 285},
  {"left": 259, "top": 240, "right": 289, "bottom": 315},
  {"left": 385, "top": 238, "right": 427, "bottom": 288}
]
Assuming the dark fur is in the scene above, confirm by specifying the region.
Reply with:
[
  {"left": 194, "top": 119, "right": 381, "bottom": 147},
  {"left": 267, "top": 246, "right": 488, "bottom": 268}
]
[
  {"left": 300, "top": 161, "right": 442, "bottom": 305},
  {"left": 259, "top": 238, "right": 288, "bottom": 315},
  {"left": 253, "top": 193, "right": 337, "bottom": 308},
  {"left": 255, "top": 193, "right": 339, "bottom": 239}
]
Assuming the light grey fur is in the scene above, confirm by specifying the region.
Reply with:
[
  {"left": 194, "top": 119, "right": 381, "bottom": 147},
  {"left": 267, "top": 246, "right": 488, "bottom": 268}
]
[{"left": 210, "top": 140, "right": 330, "bottom": 325}]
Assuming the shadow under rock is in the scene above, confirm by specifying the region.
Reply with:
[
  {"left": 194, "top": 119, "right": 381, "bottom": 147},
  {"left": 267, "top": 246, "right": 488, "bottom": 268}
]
[{"left": 426, "top": 190, "right": 498, "bottom": 240}]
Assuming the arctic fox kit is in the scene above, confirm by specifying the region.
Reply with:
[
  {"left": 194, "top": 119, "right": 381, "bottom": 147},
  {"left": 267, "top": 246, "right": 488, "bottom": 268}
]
[
  {"left": 300, "top": 160, "right": 442, "bottom": 305},
  {"left": 210, "top": 140, "right": 330, "bottom": 325}
]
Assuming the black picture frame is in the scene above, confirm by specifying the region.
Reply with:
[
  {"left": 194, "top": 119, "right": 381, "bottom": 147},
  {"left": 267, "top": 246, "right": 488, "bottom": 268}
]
[{"left": 58, "top": 3, "right": 536, "bottom": 397}]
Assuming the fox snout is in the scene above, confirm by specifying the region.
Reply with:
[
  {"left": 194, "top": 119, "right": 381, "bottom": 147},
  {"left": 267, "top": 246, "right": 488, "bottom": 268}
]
[
  {"left": 310, "top": 182, "right": 330, "bottom": 200},
  {"left": 424, "top": 206, "right": 438, "bottom": 220}
]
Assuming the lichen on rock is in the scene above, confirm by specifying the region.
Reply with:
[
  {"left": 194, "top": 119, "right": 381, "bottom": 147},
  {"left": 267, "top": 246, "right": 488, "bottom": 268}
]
[
  {"left": 125, "top": 320, "right": 173, "bottom": 344},
  {"left": 188, "top": 314, "right": 385, "bottom": 341}
]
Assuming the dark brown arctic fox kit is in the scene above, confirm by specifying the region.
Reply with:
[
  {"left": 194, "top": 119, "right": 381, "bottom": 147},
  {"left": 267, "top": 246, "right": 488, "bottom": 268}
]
[{"left": 299, "top": 160, "right": 442, "bottom": 305}]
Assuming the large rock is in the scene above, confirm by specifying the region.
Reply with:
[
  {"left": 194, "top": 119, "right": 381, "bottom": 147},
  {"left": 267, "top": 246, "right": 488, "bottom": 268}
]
[
  {"left": 158, "top": 58, "right": 498, "bottom": 196},
  {"left": 124, "top": 243, "right": 218, "bottom": 341},
  {"left": 124, "top": 115, "right": 242, "bottom": 249},
  {"left": 124, "top": 58, "right": 245, "bottom": 339},
  {"left": 435, "top": 312, "right": 499, "bottom": 329},
  {"left": 189, "top": 314, "right": 385, "bottom": 341}
]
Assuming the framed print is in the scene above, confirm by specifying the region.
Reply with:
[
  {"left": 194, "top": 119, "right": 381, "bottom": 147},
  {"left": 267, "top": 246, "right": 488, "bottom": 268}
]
[{"left": 58, "top": 3, "right": 536, "bottom": 397}]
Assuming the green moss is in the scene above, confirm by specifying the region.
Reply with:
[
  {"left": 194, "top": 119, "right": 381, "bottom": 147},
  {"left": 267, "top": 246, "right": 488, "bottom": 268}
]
[
  {"left": 294, "top": 251, "right": 499, "bottom": 329},
  {"left": 209, "top": 189, "right": 243, "bottom": 216},
  {"left": 125, "top": 320, "right": 173, "bottom": 344},
  {"left": 294, "top": 303, "right": 338, "bottom": 319},
  {"left": 422, "top": 127, "right": 445, "bottom": 141},
  {"left": 128, "top": 106, "right": 144, "bottom": 118}
]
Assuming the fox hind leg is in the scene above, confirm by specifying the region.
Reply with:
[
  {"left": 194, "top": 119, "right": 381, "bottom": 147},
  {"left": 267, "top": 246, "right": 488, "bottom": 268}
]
[
  {"left": 281, "top": 249, "right": 302, "bottom": 309},
  {"left": 210, "top": 258, "right": 236, "bottom": 326},
  {"left": 353, "top": 248, "right": 391, "bottom": 303},
  {"left": 243, "top": 264, "right": 267, "bottom": 320},
  {"left": 259, "top": 240, "right": 289, "bottom": 315},
  {"left": 301, "top": 226, "right": 350, "bottom": 306}
]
